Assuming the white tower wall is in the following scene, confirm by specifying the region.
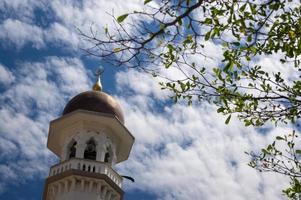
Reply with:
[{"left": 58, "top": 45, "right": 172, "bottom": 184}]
[{"left": 43, "top": 110, "right": 134, "bottom": 200}]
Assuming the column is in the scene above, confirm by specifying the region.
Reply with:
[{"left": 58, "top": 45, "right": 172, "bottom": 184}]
[
  {"left": 89, "top": 180, "right": 94, "bottom": 192},
  {"left": 70, "top": 178, "right": 76, "bottom": 192},
  {"left": 81, "top": 179, "right": 85, "bottom": 192},
  {"left": 102, "top": 186, "right": 107, "bottom": 199},
  {"left": 76, "top": 140, "right": 86, "bottom": 158}
]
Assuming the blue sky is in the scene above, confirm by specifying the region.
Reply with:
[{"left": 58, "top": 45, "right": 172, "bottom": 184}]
[{"left": 0, "top": 1, "right": 297, "bottom": 200}]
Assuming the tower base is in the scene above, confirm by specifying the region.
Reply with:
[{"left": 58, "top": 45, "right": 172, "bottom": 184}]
[{"left": 43, "top": 170, "right": 123, "bottom": 200}]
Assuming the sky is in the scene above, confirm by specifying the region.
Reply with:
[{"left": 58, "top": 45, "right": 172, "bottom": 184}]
[{"left": 0, "top": 0, "right": 297, "bottom": 200}]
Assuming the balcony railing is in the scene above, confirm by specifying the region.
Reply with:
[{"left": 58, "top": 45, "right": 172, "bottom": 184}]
[{"left": 49, "top": 158, "right": 122, "bottom": 188}]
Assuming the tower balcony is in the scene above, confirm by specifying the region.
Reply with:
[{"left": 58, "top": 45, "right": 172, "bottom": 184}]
[{"left": 48, "top": 158, "right": 123, "bottom": 188}]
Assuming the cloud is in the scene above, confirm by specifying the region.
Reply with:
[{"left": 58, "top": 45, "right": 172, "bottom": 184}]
[
  {"left": 0, "top": 19, "right": 45, "bottom": 49},
  {"left": 116, "top": 69, "right": 171, "bottom": 103},
  {"left": 0, "top": 0, "right": 145, "bottom": 51},
  {"left": 0, "top": 56, "right": 91, "bottom": 192},
  {"left": 0, "top": 19, "right": 80, "bottom": 51},
  {"left": 0, "top": 53, "right": 290, "bottom": 200},
  {"left": 0, "top": 63, "right": 15, "bottom": 85},
  {"left": 45, "top": 22, "right": 80, "bottom": 50},
  {"left": 0, "top": 1, "right": 298, "bottom": 199},
  {"left": 115, "top": 69, "right": 293, "bottom": 200},
  {"left": 0, "top": 0, "right": 45, "bottom": 22}
]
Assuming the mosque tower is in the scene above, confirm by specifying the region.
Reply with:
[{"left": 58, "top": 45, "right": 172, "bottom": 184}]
[{"left": 43, "top": 71, "right": 135, "bottom": 200}]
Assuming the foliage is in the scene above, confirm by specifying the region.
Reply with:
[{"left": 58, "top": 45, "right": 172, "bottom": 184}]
[
  {"left": 80, "top": 0, "right": 301, "bottom": 198},
  {"left": 247, "top": 131, "right": 301, "bottom": 199},
  {"left": 81, "top": 0, "right": 301, "bottom": 126}
]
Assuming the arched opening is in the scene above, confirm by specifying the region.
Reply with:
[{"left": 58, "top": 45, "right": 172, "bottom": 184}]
[
  {"left": 104, "top": 152, "right": 110, "bottom": 163},
  {"left": 104, "top": 146, "right": 112, "bottom": 163},
  {"left": 69, "top": 141, "right": 77, "bottom": 159},
  {"left": 84, "top": 139, "right": 97, "bottom": 160}
]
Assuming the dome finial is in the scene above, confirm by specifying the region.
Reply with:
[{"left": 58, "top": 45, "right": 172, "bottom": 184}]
[{"left": 92, "top": 67, "right": 104, "bottom": 91}]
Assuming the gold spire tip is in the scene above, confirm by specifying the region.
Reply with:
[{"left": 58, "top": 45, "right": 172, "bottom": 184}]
[{"left": 92, "top": 67, "right": 104, "bottom": 91}]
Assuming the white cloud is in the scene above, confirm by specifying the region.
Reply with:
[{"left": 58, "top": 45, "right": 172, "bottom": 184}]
[
  {"left": 116, "top": 69, "right": 171, "bottom": 102},
  {"left": 45, "top": 22, "right": 80, "bottom": 49},
  {"left": 0, "top": 19, "right": 80, "bottom": 51},
  {"left": 255, "top": 53, "right": 299, "bottom": 85},
  {"left": 0, "top": 1, "right": 298, "bottom": 199},
  {"left": 2, "top": 57, "right": 90, "bottom": 113},
  {"left": 0, "top": 63, "right": 15, "bottom": 85},
  {"left": 0, "top": 0, "right": 44, "bottom": 22},
  {"left": 116, "top": 70, "right": 294, "bottom": 200},
  {"left": 0, "top": 53, "right": 291, "bottom": 200},
  {"left": 0, "top": 19, "right": 45, "bottom": 49},
  {"left": 0, "top": 56, "right": 91, "bottom": 192},
  {"left": 50, "top": 0, "right": 142, "bottom": 29},
  {"left": 45, "top": 0, "right": 145, "bottom": 51},
  {"left": 0, "top": 0, "right": 145, "bottom": 51}
]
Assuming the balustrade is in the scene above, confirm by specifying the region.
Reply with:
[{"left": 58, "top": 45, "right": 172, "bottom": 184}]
[{"left": 49, "top": 158, "right": 122, "bottom": 187}]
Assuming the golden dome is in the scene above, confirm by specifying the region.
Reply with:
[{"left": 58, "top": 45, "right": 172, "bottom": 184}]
[{"left": 62, "top": 91, "right": 124, "bottom": 124}]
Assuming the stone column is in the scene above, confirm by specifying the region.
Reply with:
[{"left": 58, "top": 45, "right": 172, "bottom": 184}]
[
  {"left": 76, "top": 140, "right": 86, "bottom": 159},
  {"left": 97, "top": 144, "right": 106, "bottom": 162}
]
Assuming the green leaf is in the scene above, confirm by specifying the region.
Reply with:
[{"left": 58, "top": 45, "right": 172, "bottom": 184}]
[
  {"left": 144, "top": 0, "right": 152, "bottom": 4},
  {"left": 160, "top": 23, "right": 166, "bottom": 30},
  {"left": 250, "top": 4, "right": 256, "bottom": 14},
  {"left": 204, "top": 31, "right": 211, "bottom": 41},
  {"left": 167, "top": 44, "right": 174, "bottom": 51},
  {"left": 217, "top": 107, "right": 225, "bottom": 113},
  {"left": 296, "top": 150, "right": 301, "bottom": 154},
  {"left": 245, "top": 120, "right": 252, "bottom": 126},
  {"left": 117, "top": 14, "right": 129, "bottom": 23},
  {"left": 232, "top": 42, "right": 240, "bottom": 46},
  {"left": 177, "top": 18, "right": 182, "bottom": 26},
  {"left": 276, "top": 136, "right": 285, "bottom": 140},
  {"left": 239, "top": 4, "right": 247, "bottom": 12},
  {"left": 225, "top": 114, "right": 232, "bottom": 124},
  {"left": 204, "top": 18, "right": 212, "bottom": 25},
  {"left": 180, "top": 82, "right": 186, "bottom": 91},
  {"left": 247, "top": 35, "right": 252, "bottom": 42},
  {"left": 261, "top": 148, "right": 269, "bottom": 155},
  {"left": 113, "top": 48, "right": 121, "bottom": 52},
  {"left": 224, "top": 61, "right": 233, "bottom": 72}
]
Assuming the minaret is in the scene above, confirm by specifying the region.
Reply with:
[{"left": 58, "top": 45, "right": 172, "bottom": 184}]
[{"left": 43, "top": 70, "right": 135, "bottom": 200}]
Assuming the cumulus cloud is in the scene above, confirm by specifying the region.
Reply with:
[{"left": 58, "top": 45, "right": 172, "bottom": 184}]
[
  {"left": 0, "top": 54, "right": 292, "bottom": 199},
  {"left": 0, "top": 0, "right": 45, "bottom": 23},
  {"left": 0, "top": 19, "right": 45, "bottom": 49},
  {"left": 45, "top": 22, "right": 80, "bottom": 49},
  {"left": 0, "top": 63, "right": 15, "bottom": 85},
  {"left": 115, "top": 69, "right": 294, "bottom": 200},
  {"left": 0, "top": 1, "right": 298, "bottom": 200},
  {"left": 0, "top": 0, "right": 144, "bottom": 51},
  {"left": 116, "top": 69, "right": 171, "bottom": 103},
  {"left": 0, "top": 57, "right": 91, "bottom": 192},
  {"left": 0, "top": 19, "right": 79, "bottom": 50}
]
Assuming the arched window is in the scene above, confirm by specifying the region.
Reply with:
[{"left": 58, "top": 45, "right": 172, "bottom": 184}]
[
  {"left": 84, "top": 139, "right": 97, "bottom": 160},
  {"left": 104, "top": 146, "right": 111, "bottom": 163},
  {"left": 69, "top": 141, "right": 77, "bottom": 159},
  {"left": 104, "top": 152, "right": 110, "bottom": 163}
]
